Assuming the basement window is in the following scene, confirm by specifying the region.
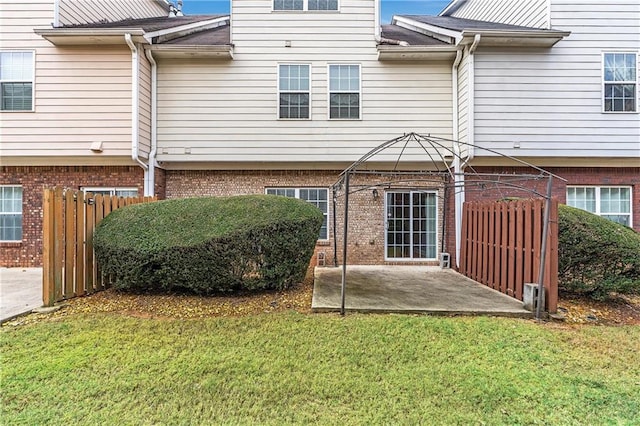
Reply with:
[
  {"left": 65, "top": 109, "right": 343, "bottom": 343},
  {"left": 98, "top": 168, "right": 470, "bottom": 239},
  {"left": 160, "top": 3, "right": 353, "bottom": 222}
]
[
  {"left": 567, "top": 186, "right": 632, "bottom": 227},
  {"left": 82, "top": 187, "right": 138, "bottom": 197},
  {"left": 0, "top": 185, "right": 22, "bottom": 242},
  {"left": 266, "top": 188, "right": 329, "bottom": 239}
]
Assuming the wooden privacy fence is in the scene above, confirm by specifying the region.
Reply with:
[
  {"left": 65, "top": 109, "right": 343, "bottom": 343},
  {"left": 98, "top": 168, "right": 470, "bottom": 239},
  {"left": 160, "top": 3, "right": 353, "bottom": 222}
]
[
  {"left": 43, "top": 188, "right": 156, "bottom": 306},
  {"left": 459, "top": 198, "right": 558, "bottom": 312}
]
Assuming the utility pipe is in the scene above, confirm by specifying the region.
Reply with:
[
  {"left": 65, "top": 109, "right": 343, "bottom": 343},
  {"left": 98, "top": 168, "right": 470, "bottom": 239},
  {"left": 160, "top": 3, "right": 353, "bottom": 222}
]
[
  {"left": 464, "top": 34, "right": 481, "bottom": 165},
  {"left": 125, "top": 33, "right": 150, "bottom": 195}
]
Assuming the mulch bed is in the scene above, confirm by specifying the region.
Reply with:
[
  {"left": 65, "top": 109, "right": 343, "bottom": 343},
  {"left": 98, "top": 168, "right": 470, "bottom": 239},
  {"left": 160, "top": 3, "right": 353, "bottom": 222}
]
[{"left": 4, "top": 270, "right": 639, "bottom": 326}]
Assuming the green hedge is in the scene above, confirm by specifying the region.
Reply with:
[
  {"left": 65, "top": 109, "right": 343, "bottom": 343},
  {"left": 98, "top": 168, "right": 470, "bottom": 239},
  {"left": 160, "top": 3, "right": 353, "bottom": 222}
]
[
  {"left": 94, "top": 195, "right": 324, "bottom": 294},
  {"left": 558, "top": 204, "right": 640, "bottom": 299}
]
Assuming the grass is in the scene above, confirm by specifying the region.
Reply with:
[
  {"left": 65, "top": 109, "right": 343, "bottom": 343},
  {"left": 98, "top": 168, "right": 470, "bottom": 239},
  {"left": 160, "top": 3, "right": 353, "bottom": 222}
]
[{"left": 2, "top": 313, "right": 639, "bottom": 425}]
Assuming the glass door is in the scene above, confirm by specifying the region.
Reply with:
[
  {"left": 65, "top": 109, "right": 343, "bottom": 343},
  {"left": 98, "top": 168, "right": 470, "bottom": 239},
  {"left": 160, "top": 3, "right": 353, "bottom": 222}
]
[{"left": 385, "top": 191, "right": 437, "bottom": 260}]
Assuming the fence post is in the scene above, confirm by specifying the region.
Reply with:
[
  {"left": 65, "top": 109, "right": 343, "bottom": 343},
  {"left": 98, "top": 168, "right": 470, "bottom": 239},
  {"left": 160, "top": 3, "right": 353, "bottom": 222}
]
[
  {"left": 85, "top": 193, "right": 95, "bottom": 293},
  {"left": 42, "top": 189, "right": 55, "bottom": 307},
  {"left": 53, "top": 187, "right": 64, "bottom": 303}
]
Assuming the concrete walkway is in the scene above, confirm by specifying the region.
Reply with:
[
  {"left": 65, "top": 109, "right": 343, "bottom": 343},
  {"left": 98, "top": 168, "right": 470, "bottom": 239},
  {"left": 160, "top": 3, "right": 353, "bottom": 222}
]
[
  {"left": 0, "top": 268, "right": 43, "bottom": 323},
  {"left": 312, "top": 265, "right": 531, "bottom": 317}
]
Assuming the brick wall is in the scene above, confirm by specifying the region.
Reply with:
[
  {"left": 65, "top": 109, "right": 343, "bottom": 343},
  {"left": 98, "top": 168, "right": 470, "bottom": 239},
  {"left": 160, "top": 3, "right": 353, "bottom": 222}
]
[
  {"left": 465, "top": 166, "right": 640, "bottom": 233},
  {"left": 167, "top": 170, "right": 447, "bottom": 265},
  {"left": 0, "top": 166, "right": 144, "bottom": 267}
]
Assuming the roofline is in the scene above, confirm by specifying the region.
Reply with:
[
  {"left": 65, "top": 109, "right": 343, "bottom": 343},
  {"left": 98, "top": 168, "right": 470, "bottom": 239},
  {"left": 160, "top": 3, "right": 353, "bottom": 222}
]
[
  {"left": 35, "top": 27, "right": 146, "bottom": 37},
  {"left": 377, "top": 45, "right": 460, "bottom": 61},
  {"left": 143, "top": 16, "right": 229, "bottom": 43},
  {"left": 392, "top": 16, "right": 570, "bottom": 48},
  {"left": 147, "top": 44, "right": 233, "bottom": 59}
]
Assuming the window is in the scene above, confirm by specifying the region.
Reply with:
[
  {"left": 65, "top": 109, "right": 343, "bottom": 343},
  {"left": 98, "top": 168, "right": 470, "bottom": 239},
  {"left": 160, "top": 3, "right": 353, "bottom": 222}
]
[
  {"left": 82, "top": 187, "right": 138, "bottom": 197},
  {"left": 386, "top": 191, "right": 438, "bottom": 260},
  {"left": 329, "top": 64, "right": 360, "bottom": 119},
  {"left": 279, "top": 64, "right": 310, "bottom": 119},
  {"left": 567, "top": 186, "right": 632, "bottom": 227},
  {"left": 266, "top": 188, "right": 329, "bottom": 239},
  {"left": 0, "top": 51, "right": 34, "bottom": 111},
  {"left": 603, "top": 52, "right": 637, "bottom": 112},
  {"left": 274, "top": 0, "right": 337, "bottom": 11},
  {"left": 0, "top": 186, "right": 22, "bottom": 241}
]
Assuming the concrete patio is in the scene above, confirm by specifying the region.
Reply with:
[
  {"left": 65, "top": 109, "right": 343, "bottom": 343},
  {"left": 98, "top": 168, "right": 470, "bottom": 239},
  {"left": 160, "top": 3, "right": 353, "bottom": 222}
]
[
  {"left": 1, "top": 268, "right": 43, "bottom": 323},
  {"left": 312, "top": 265, "right": 531, "bottom": 317}
]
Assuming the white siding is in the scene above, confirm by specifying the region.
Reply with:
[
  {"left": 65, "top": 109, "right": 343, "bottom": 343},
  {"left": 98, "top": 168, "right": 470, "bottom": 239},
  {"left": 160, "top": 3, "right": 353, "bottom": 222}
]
[
  {"left": 471, "top": 0, "right": 640, "bottom": 158},
  {"left": 446, "top": 0, "right": 549, "bottom": 29},
  {"left": 58, "top": 0, "right": 167, "bottom": 26},
  {"left": 156, "top": 0, "right": 453, "bottom": 165},
  {"left": 0, "top": 0, "right": 134, "bottom": 162}
]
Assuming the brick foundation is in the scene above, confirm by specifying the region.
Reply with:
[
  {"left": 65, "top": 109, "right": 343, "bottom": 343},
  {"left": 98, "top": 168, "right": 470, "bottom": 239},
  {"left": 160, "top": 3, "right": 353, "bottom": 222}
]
[
  {"left": 0, "top": 166, "right": 145, "bottom": 267},
  {"left": 167, "top": 170, "right": 448, "bottom": 265}
]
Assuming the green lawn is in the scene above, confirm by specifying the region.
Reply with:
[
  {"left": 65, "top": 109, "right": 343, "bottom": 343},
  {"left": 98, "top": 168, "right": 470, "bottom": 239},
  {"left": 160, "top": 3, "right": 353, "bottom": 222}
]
[{"left": 2, "top": 313, "right": 639, "bottom": 425}]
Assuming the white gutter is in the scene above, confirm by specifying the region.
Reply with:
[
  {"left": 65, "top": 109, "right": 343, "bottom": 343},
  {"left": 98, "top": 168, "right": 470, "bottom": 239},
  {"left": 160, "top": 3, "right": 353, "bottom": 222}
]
[
  {"left": 145, "top": 48, "right": 158, "bottom": 198},
  {"left": 125, "top": 33, "right": 150, "bottom": 196}
]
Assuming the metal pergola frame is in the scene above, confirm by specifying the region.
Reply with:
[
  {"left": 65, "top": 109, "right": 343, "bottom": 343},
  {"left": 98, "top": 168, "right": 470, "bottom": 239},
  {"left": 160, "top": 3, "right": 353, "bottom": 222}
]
[{"left": 331, "top": 132, "right": 566, "bottom": 320}]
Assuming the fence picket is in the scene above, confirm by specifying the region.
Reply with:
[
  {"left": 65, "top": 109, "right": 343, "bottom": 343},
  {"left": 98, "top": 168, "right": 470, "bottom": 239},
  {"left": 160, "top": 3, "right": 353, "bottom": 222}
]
[
  {"left": 459, "top": 198, "right": 558, "bottom": 312},
  {"left": 42, "top": 188, "right": 157, "bottom": 306}
]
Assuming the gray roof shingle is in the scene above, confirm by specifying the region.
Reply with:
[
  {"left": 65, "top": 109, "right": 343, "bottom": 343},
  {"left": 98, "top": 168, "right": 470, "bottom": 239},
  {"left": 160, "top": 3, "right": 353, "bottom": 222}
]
[
  {"left": 398, "top": 15, "right": 564, "bottom": 33},
  {"left": 380, "top": 25, "right": 451, "bottom": 46},
  {"left": 160, "top": 25, "right": 230, "bottom": 45},
  {"left": 61, "top": 15, "right": 225, "bottom": 31}
]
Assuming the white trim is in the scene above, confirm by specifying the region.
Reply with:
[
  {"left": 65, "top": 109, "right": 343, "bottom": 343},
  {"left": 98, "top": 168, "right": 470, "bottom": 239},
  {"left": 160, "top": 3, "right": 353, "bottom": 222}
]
[
  {"left": 393, "top": 16, "right": 462, "bottom": 45},
  {"left": 0, "top": 184, "right": 23, "bottom": 243},
  {"left": 271, "top": 0, "right": 340, "bottom": 13},
  {"left": 384, "top": 190, "right": 439, "bottom": 262},
  {"left": 327, "top": 63, "right": 362, "bottom": 120},
  {"left": 566, "top": 185, "right": 633, "bottom": 228},
  {"left": 277, "top": 63, "right": 312, "bottom": 120},
  {"left": 601, "top": 51, "right": 639, "bottom": 114},
  {"left": 439, "top": 0, "right": 465, "bottom": 16},
  {"left": 265, "top": 187, "right": 330, "bottom": 241},
  {"left": 143, "top": 16, "right": 229, "bottom": 43},
  {"left": 145, "top": 48, "right": 158, "bottom": 197},
  {"left": 0, "top": 50, "right": 36, "bottom": 113}
]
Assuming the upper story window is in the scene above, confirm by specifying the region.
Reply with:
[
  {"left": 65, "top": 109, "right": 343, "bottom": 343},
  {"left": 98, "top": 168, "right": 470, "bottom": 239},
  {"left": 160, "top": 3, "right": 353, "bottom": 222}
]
[
  {"left": 274, "top": 0, "right": 338, "bottom": 11},
  {"left": 567, "top": 186, "right": 632, "bottom": 227},
  {"left": 603, "top": 52, "right": 637, "bottom": 113},
  {"left": 0, "top": 51, "right": 34, "bottom": 111},
  {"left": 279, "top": 64, "right": 310, "bottom": 119},
  {"left": 329, "top": 64, "right": 360, "bottom": 119},
  {"left": 0, "top": 185, "right": 22, "bottom": 242}
]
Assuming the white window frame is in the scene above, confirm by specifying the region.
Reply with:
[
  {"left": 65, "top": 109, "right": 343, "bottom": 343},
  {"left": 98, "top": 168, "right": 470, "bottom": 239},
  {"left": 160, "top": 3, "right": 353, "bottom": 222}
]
[
  {"left": 566, "top": 185, "right": 633, "bottom": 227},
  {"left": 272, "top": 0, "right": 339, "bottom": 12},
  {"left": 384, "top": 190, "right": 439, "bottom": 262},
  {"left": 327, "top": 63, "right": 362, "bottom": 120},
  {"left": 602, "top": 51, "right": 638, "bottom": 114},
  {"left": 265, "top": 187, "right": 329, "bottom": 241},
  {"left": 81, "top": 187, "right": 139, "bottom": 197},
  {"left": 0, "top": 50, "right": 35, "bottom": 112},
  {"left": 0, "top": 185, "right": 23, "bottom": 242},
  {"left": 277, "top": 63, "right": 311, "bottom": 120}
]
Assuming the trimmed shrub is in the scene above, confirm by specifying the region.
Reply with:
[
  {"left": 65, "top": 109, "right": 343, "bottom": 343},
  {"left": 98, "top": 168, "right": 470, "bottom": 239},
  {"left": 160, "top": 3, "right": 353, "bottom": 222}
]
[
  {"left": 94, "top": 195, "right": 323, "bottom": 294},
  {"left": 558, "top": 204, "right": 640, "bottom": 299}
]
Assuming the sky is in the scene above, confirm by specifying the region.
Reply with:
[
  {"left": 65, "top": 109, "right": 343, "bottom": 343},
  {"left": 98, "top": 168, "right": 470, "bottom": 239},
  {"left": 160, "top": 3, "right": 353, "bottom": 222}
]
[{"left": 181, "top": 0, "right": 451, "bottom": 23}]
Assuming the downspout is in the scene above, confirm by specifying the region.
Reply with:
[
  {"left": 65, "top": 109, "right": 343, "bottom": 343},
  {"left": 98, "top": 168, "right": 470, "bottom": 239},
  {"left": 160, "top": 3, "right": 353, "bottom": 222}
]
[
  {"left": 53, "top": 0, "right": 60, "bottom": 27},
  {"left": 145, "top": 48, "right": 158, "bottom": 198},
  {"left": 451, "top": 48, "right": 464, "bottom": 267},
  {"left": 125, "top": 33, "right": 150, "bottom": 196},
  {"left": 464, "top": 33, "right": 481, "bottom": 166}
]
